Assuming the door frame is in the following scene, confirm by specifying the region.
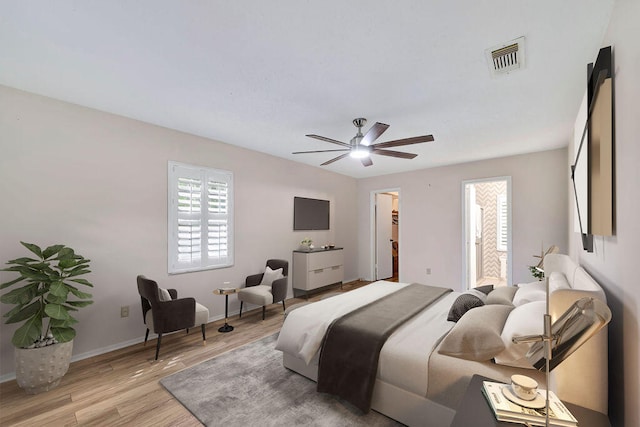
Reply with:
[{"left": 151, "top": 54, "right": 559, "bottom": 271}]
[
  {"left": 461, "top": 176, "right": 512, "bottom": 290},
  {"left": 370, "top": 188, "right": 401, "bottom": 281}
]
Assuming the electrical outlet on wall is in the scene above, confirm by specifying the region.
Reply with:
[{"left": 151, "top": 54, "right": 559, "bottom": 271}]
[
  {"left": 120, "top": 305, "right": 129, "bottom": 318},
  {"left": 426, "top": 268, "right": 432, "bottom": 275}
]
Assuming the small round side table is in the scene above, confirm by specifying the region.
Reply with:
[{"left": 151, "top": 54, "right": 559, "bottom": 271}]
[{"left": 213, "top": 287, "right": 238, "bottom": 333}]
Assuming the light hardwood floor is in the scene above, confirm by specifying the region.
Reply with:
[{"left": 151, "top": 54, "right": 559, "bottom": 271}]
[{"left": 0, "top": 281, "right": 367, "bottom": 426}]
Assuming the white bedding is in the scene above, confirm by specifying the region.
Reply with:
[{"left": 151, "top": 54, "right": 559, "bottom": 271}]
[
  {"left": 276, "top": 280, "right": 410, "bottom": 364},
  {"left": 377, "top": 290, "right": 457, "bottom": 395},
  {"left": 276, "top": 280, "right": 458, "bottom": 396},
  {"left": 279, "top": 255, "right": 610, "bottom": 425}
]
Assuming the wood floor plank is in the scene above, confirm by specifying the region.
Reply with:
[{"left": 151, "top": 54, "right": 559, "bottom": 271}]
[{"left": 0, "top": 282, "right": 365, "bottom": 426}]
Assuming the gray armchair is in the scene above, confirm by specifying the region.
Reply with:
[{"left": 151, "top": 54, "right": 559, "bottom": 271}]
[
  {"left": 238, "top": 259, "right": 289, "bottom": 320},
  {"left": 137, "top": 275, "right": 209, "bottom": 360}
]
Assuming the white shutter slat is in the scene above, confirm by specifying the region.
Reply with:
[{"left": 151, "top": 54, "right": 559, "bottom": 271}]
[
  {"left": 497, "top": 194, "right": 508, "bottom": 251},
  {"left": 169, "top": 162, "right": 234, "bottom": 273}
]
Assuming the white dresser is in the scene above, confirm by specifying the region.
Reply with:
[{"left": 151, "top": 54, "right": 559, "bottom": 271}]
[{"left": 292, "top": 248, "right": 344, "bottom": 296}]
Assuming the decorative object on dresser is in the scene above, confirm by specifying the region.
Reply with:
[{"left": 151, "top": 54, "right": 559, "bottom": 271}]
[
  {"left": 238, "top": 259, "right": 288, "bottom": 320},
  {"left": 292, "top": 247, "right": 343, "bottom": 298},
  {"left": 299, "top": 237, "right": 314, "bottom": 251},
  {"left": 1, "top": 242, "right": 94, "bottom": 394},
  {"left": 137, "top": 275, "right": 210, "bottom": 360}
]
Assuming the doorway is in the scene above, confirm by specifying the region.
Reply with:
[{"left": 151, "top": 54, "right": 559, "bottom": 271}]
[
  {"left": 462, "top": 177, "right": 511, "bottom": 290},
  {"left": 371, "top": 189, "right": 400, "bottom": 281}
]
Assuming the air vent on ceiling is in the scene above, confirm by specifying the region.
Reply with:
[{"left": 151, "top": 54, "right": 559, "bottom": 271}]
[{"left": 485, "top": 36, "right": 525, "bottom": 76}]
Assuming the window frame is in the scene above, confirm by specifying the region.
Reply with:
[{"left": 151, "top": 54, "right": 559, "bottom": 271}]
[
  {"left": 496, "top": 193, "right": 508, "bottom": 252},
  {"left": 168, "top": 161, "right": 234, "bottom": 274}
]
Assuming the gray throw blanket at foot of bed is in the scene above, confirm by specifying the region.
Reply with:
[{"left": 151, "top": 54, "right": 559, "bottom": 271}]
[{"left": 317, "top": 283, "right": 452, "bottom": 413}]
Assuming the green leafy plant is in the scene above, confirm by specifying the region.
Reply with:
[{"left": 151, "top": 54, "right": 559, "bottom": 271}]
[
  {"left": 528, "top": 265, "right": 545, "bottom": 281},
  {"left": 1, "top": 242, "right": 94, "bottom": 348}
]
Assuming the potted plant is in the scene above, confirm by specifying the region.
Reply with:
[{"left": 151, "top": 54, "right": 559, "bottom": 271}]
[
  {"left": 1, "top": 242, "right": 94, "bottom": 394},
  {"left": 300, "top": 237, "right": 313, "bottom": 251}
]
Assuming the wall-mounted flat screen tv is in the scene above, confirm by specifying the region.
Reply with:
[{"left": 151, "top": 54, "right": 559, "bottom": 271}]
[{"left": 294, "top": 197, "right": 330, "bottom": 230}]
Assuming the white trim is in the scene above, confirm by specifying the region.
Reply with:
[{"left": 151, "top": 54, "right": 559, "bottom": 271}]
[
  {"left": 168, "top": 161, "right": 234, "bottom": 274},
  {"left": 369, "top": 188, "right": 401, "bottom": 282}
]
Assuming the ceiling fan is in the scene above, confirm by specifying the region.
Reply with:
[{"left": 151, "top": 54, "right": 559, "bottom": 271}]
[{"left": 293, "top": 118, "right": 434, "bottom": 167}]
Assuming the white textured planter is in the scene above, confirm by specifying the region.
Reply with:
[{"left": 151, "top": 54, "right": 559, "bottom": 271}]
[{"left": 14, "top": 340, "right": 73, "bottom": 394}]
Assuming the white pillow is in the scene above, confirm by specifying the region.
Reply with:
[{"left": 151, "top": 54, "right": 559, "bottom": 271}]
[
  {"left": 512, "top": 281, "right": 546, "bottom": 306},
  {"left": 548, "top": 271, "right": 571, "bottom": 291},
  {"left": 259, "top": 266, "right": 284, "bottom": 288},
  {"left": 158, "top": 287, "right": 172, "bottom": 301},
  {"left": 494, "top": 301, "right": 546, "bottom": 368}
]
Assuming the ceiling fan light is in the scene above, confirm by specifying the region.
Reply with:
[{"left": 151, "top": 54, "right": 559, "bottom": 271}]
[{"left": 350, "top": 148, "right": 370, "bottom": 159}]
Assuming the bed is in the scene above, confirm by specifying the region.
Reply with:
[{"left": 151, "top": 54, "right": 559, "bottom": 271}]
[{"left": 275, "top": 254, "right": 609, "bottom": 426}]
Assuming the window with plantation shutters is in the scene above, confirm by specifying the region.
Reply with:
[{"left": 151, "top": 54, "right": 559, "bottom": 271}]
[{"left": 168, "top": 162, "right": 234, "bottom": 273}]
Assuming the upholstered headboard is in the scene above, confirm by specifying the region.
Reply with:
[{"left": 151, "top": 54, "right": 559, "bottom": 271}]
[{"left": 545, "top": 254, "right": 609, "bottom": 414}]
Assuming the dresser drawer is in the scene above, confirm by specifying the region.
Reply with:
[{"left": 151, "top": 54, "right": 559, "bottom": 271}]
[
  {"left": 307, "top": 250, "right": 343, "bottom": 270},
  {"left": 307, "top": 265, "right": 343, "bottom": 289}
]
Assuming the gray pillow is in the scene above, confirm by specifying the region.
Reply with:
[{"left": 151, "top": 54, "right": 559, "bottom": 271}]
[
  {"left": 439, "top": 304, "right": 514, "bottom": 361},
  {"left": 486, "top": 286, "right": 518, "bottom": 305},
  {"left": 447, "top": 291, "right": 486, "bottom": 322}
]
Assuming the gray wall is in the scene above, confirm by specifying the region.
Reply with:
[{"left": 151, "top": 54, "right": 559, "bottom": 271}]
[
  {"left": 356, "top": 148, "right": 568, "bottom": 290},
  {"left": 568, "top": 1, "right": 640, "bottom": 425},
  {"left": 0, "top": 86, "right": 359, "bottom": 378}
]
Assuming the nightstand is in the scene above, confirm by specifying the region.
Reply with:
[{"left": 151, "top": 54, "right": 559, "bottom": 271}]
[{"left": 450, "top": 375, "right": 610, "bottom": 427}]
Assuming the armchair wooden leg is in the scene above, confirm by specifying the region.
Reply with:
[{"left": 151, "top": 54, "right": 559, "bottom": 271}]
[
  {"left": 201, "top": 324, "right": 206, "bottom": 345},
  {"left": 239, "top": 301, "right": 243, "bottom": 318},
  {"left": 262, "top": 306, "right": 266, "bottom": 321},
  {"left": 144, "top": 328, "right": 149, "bottom": 345},
  {"left": 155, "top": 333, "right": 162, "bottom": 360},
  {"left": 186, "top": 328, "right": 189, "bottom": 334},
  {"left": 282, "top": 300, "right": 286, "bottom": 312}
]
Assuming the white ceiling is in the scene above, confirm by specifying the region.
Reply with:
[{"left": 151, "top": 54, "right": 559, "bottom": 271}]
[{"left": 0, "top": 1, "right": 615, "bottom": 178}]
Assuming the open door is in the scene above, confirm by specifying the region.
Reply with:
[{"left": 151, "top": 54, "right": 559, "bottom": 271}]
[
  {"left": 462, "top": 178, "right": 511, "bottom": 290},
  {"left": 375, "top": 193, "right": 394, "bottom": 280}
]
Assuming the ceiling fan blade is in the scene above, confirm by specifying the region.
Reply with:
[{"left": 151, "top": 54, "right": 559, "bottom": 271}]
[
  {"left": 292, "top": 149, "right": 349, "bottom": 154},
  {"left": 371, "top": 149, "right": 418, "bottom": 159},
  {"left": 361, "top": 122, "right": 390, "bottom": 146},
  {"left": 306, "top": 134, "right": 351, "bottom": 148},
  {"left": 321, "top": 152, "right": 351, "bottom": 166},
  {"left": 371, "top": 135, "right": 434, "bottom": 149}
]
